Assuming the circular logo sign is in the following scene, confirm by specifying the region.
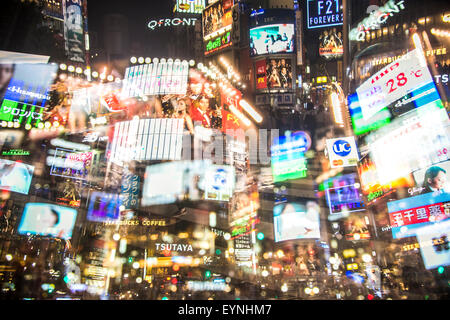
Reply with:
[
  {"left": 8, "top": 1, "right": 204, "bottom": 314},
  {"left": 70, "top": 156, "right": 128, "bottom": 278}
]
[
  {"left": 212, "top": 168, "right": 227, "bottom": 190},
  {"left": 332, "top": 140, "right": 351, "bottom": 157}
]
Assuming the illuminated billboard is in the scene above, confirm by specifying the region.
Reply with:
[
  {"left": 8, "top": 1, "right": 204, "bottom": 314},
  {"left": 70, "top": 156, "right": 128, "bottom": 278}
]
[
  {"left": 175, "top": 0, "right": 206, "bottom": 14},
  {"left": 271, "top": 131, "right": 310, "bottom": 182},
  {"left": 202, "top": 0, "right": 233, "bottom": 40},
  {"left": 416, "top": 220, "right": 450, "bottom": 270},
  {"left": 412, "top": 161, "right": 450, "bottom": 196},
  {"left": 87, "top": 192, "right": 122, "bottom": 223},
  {"left": 274, "top": 201, "right": 321, "bottom": 242},
  {"left": 366, "top": 105, "right": 450, "bottom": 185},
  {"left": 256, "top": 58, "right": 292, "bottom": 90},
  {"left": 142, "top": 160, "right": 235, "bottom": 206},
  {"left": 356, "top": 49, "right": 434, "bottom": 121},
  {"left": 109, "top": 118, "right": 184, "bottom": 163},
  {"left": 387, "top": 191, "right": 450, "bottom": 239},
  {"left": 50, "top": 148, "right": 92, "bottom": 180},
  {"left": 325, "top": 173, "right": 365, "bottom": 216},
  {"left": 122, "top": 60, "right": 189, "bottom": 98},
  {"left": 307, "top": 0, "right": 343, "bottom": 29},
  {"left": 205, "top": 31, "right": 232, "bottom": 56},
  {"left": 319, "top": 28, "right": 343, "bottom": 59},
  {"left": 63, "top": 0, "right": 85, "bottom": 63},
  {"left": 18, "top": 203, "right": 78, "bottom": 240},
  {"left": 344, "top": 214, "right": 371, "bottom": 241},
  {"left": 0, "top": 159, "right": 34, "bottom": 195},
  {"left": 249, "top": 24, "right": 295, "bottom": 56},
  {"left": 325, "top": 136, "right": 359, "bottom": 168}
]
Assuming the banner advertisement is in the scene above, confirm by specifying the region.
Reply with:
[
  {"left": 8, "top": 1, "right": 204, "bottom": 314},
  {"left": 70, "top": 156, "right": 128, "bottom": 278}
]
[
  {"left": 325, "top": 136, "right": 359, "bottom": 168},
  {"left": 63, "top": 0, "right": 85, "bottom": 63},
  {"left": 319, "top": 28, "right": 343, "bottom": 60},
  {"left": 202, "top": 0, "right": 233, "bottom": 39}
]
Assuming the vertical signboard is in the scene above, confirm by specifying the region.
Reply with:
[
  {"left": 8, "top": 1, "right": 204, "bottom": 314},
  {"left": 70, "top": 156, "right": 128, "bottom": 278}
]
[
  {"left": 295, "top": 10, "right": 303, "bottom": 65},
  {"left": 231, "top": 4, "right": 240, "bottom": 45},
  {"left": 63, "top": 0, "right": 85, "bottom": 63}
]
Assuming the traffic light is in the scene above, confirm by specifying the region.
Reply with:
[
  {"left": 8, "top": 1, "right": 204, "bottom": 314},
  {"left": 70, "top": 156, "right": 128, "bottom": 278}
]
[
  {"left": 205, "top": 270, "right": 212, "bottom": 279},
  {"left": 257, "top": 232, "right": 265, "bottom": 240},
  {"left": 438, "top": 266, "right": 445, "bottom": 274},
  {"left": 128, "top": 257, "right": 133, "bottom": 263}
]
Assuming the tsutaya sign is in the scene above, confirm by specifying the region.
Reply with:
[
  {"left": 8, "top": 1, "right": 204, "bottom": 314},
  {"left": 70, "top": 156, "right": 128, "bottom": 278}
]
[
  {"left": 148, "top": 17, "right": 198, "bottom": 30},
  {"left": 349, "top": 0, "right": 405, "bottom": 41}
]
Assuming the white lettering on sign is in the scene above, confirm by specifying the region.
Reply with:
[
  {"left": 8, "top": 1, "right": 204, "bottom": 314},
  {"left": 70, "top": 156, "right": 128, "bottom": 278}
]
[
  {"left": 155, "top": 243, "right": 193, "bottom": 251},
  {"left": 349, "top": 0, "right": 405, "bottom": 41},
  {"left": 148, "top": 18, "right": 197, "bottom": 30},
  {"left": 356, "top": 49, "right": 433, "bottom": 120},
  {"left": 435, "top": 74, "right": 449, "bottom": 84}
]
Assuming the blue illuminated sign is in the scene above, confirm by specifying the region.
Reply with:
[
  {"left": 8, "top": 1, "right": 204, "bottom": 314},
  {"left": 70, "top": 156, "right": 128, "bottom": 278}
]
[
  {"left": 332, "top": 140, "right": 351, "bottom": 157},
  {"left": 307, "top": 0, "right": 343, "bottom": 29}
]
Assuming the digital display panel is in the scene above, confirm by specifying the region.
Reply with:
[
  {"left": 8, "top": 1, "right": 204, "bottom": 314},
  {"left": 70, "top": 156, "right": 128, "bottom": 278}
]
[
  {"left": 87, "top": 192, "right": 122, "bottom": 223},
  {"left": 0, "top": 159, "right": 34, "bottom": 194},
  {"left": 273, "top": 201, "right": 321, "bottom": 242},
  {"left": 416, "top": 220, "right": 450, "bottom": 270},
  {"left": 175, "top": 0, "right": 206, "bottom": 14},
  {"left": 344, "top": 214, "right": 371, "bottom": 241},
  {"left": 109, "top": 118, "right": 184, "bottom": 163},
  {"left": 307, "top": 0, "right": 343, "bottom": 29},
  {"left": 142, "top": 160, "right": 235, "bottom": 206},
  {"left": 202, "top": 0, "right": 233, "bottom": 40},
  {"left": 18, "top": 203, "right": 78, "bottom": 240},
  {"left": 50, "top": 148, "right": 92, "bottom": 180},
  {"left": 325, "top": 173, "right": 365, "bottom": 216},
  {"left": 265, "top": 58, "right": 293, "bottom": 90},
  {"left": 271, "top": 131, "right": 309, "bottom": 182},
  {"left": 387, "top": 191, "right": 450, "bottom": 239},
  {"left": 249, "top": 24, "right": 295, "bottom": 56},
  {"left": 319, "top": 28, "right": 343, "bottom": 59},
  {"left": 412, "top": 161, "right": 450, "bottom": 196}
]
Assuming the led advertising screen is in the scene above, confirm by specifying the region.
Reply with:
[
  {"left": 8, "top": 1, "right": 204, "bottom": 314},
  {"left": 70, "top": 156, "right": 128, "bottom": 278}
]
[
  {"left": 325, "top": 173, "right": 365, "bottom": 216},
  {"left": 109, "top": 118, "right": 184, "bottom": 163},
  {"left": 63, "top": 0, "right": 85, "bottom": 63},
  {"left": 249, "top": 24, "right": 295, "bottom": 56},
  {"left": 265, "top": 58, "right": 293, "bottom": 89},
  {"left": 356, "top": 49, "right": 434, "bottom": 121},
  {"left": 50, "top": 148, "right": 92, "bottom": 180},
  {"left": 344, "top": 214, "right": 371, "bottom": 241},
  {"left": 122, "top": 60, "right": 190, "bottom": 98},
  {"left": 142, "top": 160, "right": 235, "bottom": 206},
  {"left": 18, "top": 203, "right": 78, "bottom": 240},
  {"left": 87, "top": 192, "right": 122, "bottom": 223},
  {"left": 387, "top": 191, "right": 450, "bottom": 239},
  {"left": 307, "top": 0, "right": 343, "bottom": 29},
  {"left": 0, "top": 159, "right": 34, "bottom": 194},
  {"left": 366, "top": 105, "right": 450, "bottom": 185},
  {"left": 273, "top": 201, "right": 321, "bottom": 242},
  {"left": 271, "top": 131, "right": 310, "bottom": 182},
  {"left": 202, "top": 0, "right": 233, "bottom": 39},
  {"left": 175, "top": 0, "right": 206, "bottom": 14},
  {"left": 416, "top": 219, "right": 450, "bottom": 270},
  {"left": 412, "top": 161, "right": 450, "bottom": 196}
]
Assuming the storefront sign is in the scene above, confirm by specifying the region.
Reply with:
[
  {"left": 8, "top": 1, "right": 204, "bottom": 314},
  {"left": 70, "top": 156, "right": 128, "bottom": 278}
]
[
  {"left": 307, "top": 0, "right": 343, "bottom": 29},
  {"left": 155, "top": 243, "right": 193, "bottom": 251}
]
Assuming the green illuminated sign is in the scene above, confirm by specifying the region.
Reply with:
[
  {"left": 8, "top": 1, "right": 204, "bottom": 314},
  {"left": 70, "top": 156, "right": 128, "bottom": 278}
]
[{"left": 205, "top": 31, "right": 232, "bottom": 55}]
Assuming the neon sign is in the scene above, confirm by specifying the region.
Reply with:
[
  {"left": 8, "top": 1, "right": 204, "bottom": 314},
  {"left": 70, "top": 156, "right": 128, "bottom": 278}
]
[
  {"left": 349, "top": 0, "right": 405, "bottom": 42},
  {"left": 205, "top": 31, "right": 232, "bottom": 55},
  {"left": 307, "top": 0, "right": 343, "bottom": 29},
  {"left": 147, "top": 18, "right": 197, "bottom": 30}
]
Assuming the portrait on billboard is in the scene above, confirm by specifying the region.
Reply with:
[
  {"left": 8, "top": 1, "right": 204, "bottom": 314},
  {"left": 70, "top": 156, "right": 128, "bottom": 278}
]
[
  {"left": 202, "top": 0, "right": 233, "bottom": 38},
  {"left": 319, "top": 27, "right": 343, "bottom": 60},
  {"left": 265, "top": 58, "right": 292, "bottom": 89}
]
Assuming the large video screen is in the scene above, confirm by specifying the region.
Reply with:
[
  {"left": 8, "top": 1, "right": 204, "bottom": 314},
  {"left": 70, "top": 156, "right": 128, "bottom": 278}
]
[
  {"left": 0, "top": 159, "right": 34, "bottom": 194},
  {"left": 18, "top": 203, "right": 78, "bottom": 240},
  {"left": 273, "top": 201, "right": 321, "bottom": 242},
  {"left": 417, "top": 219, "right": 450, "bottom": 270},
  {"left": 249, "top": 24, "right": 295, "bottom": 56},
  {"left": 257, "top": 58, "right": 293, "bottom": 90},
  {"left": 87, "top": 192, "right": 122, "bottom": 223},
  {"left": 202, "top": 0, "right": 233, "bottom": 39},
  {"left": 142, "top": 160, "right": 235, "bottom": 206}
]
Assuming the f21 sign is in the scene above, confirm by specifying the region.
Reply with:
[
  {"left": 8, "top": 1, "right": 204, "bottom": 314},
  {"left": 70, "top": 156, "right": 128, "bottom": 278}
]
[{"left": 307, "top": 0, "right": 343, "bottom": 29}]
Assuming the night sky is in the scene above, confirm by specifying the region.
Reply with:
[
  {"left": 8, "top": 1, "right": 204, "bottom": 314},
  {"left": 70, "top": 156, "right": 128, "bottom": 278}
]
[{"left": 87, "top": 0, "right": 177, "bottom": 58}]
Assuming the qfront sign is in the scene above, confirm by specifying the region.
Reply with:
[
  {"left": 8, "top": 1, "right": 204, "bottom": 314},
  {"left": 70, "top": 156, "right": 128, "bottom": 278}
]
[
  {"left": 148, "top": 18, "right": 197, "bottom": 30},
  {"left": 307, "top": 0, "right": 343, "bottom": 29}
]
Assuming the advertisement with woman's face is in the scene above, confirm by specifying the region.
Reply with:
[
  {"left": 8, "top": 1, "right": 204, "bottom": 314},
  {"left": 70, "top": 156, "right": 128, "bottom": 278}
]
[{"left": 18, "top": 203, "right": 78, "bottom": 240}]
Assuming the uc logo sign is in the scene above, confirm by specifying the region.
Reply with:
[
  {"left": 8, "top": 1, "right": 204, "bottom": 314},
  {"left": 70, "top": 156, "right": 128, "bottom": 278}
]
[{"left": 332, "top": 140, "right": 351, "bottom": 157}]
